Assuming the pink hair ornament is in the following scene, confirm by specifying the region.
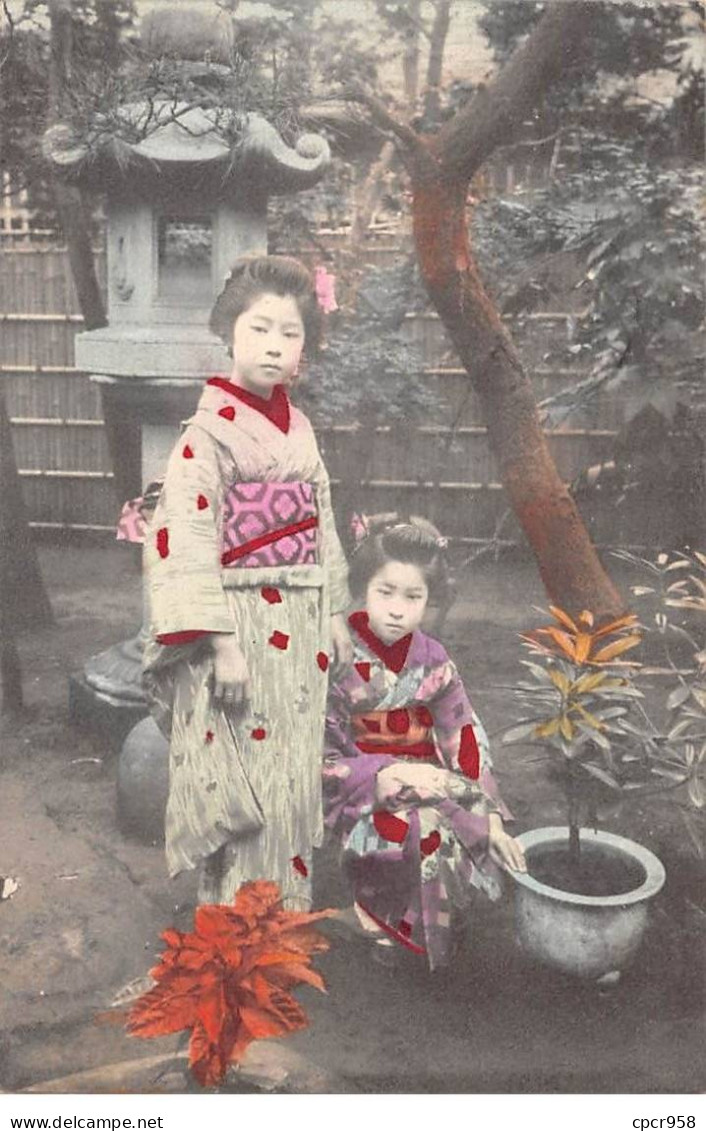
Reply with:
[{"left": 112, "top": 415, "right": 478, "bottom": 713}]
[
  {"left": 350, "top": 512, "right": 370, "bottom": 543},
  {"left": 314, "top": 265, "right": 338, "bottom": 314}
]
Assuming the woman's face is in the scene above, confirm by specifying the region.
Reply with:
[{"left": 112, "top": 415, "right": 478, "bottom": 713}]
[
  {"left": 365, "top": 561, "right": 429, "bottom": 644},
  {"left": 231, "top": 292, "right": 305, "bottom": 397}
]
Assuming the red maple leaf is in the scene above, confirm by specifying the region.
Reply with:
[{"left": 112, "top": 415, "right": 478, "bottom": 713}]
[{"left": 127, "top": 881, "right": 333, "bottom": 1087}]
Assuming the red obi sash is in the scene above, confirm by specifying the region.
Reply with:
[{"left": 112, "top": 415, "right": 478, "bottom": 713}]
[
  {"left": 221, "top": 481, "right": 318, "bottom": 568},
  {"left": 352, "top": 705, "right": 436, "bottom": 760}
]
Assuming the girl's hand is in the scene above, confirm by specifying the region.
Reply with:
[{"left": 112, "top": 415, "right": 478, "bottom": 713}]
[
  {"left": 330, "top": 613, "right": 353, "bottom": 676},
  {"left": 488, "top": 813, "right": 527, "bottom": 873},
  {"left": 210, "top": 634, "right": 251, "bottom": 708},
  {"left": 376, "top": 763, "right": 451, "bottom": 808}
]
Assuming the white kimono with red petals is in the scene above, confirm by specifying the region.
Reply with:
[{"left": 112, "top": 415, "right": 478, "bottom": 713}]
[{"left": 143, "top": 380, "right": 349, "bottom": 908}]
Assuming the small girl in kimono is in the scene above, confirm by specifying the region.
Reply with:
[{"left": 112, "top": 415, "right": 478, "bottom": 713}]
[
  {"left": 143, "top": 255, "right": 352, "bottom": 910},
  {"left": 323, "top": 516, "right": 526, "bottom": 969}
]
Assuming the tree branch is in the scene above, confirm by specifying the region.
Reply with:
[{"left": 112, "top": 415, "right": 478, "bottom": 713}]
[
  {"left": 434, "top": 0, "right": 600, "bottom": 181},
  {"left": 47, "top": 0, "right": 108, "bottom": 332},
  {"left": 1, "top": 0, "right": 14, "bottom": 41},
  {"left": 373, "top": 0, "right": 431, "bottom": 43},
  {"left": 346, "top": 88, "right": 419, "bottom": 149},
  {"left": 493, "top": 128, "right": 563, "bottom": 154},
  {"left": 344, "top": 86, "right": 433, "bottom": 173},
  {"left": 423, "top": 0, "right": 452, "bottom": 122}
]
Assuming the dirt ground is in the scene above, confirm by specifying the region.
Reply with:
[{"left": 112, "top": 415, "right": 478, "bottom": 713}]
[{"left": 0, "top": 543, "right": 704, "bottom": 1094}]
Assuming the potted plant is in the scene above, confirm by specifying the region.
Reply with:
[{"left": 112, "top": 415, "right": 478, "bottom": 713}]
[{"left": 502, "top": 606, "right": 676, "bottom": 982}]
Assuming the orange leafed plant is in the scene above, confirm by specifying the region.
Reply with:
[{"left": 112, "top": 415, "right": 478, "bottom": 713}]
[
  {"left": 520, "top": 606, "right": 642, "bottom": 667},
  {"left": 508, "top": 607, "right": 643, "bottom": 748},
  {"left": 127, "top": 881, "right": 333, "bottom": 1087}
]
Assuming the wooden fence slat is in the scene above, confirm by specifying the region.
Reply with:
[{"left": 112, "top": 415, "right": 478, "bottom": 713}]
[
  {"left": 0, "top": 313, "right": 84, "bottom": 323},
  {"left": 0, "top": 365, "right": 81, "bottom": 373},
  {"left": 10, "top": 417, "right": 104, "bottom": 426},
  {"left": 18, "top": 469, "right": 114, "bottom": 478}
]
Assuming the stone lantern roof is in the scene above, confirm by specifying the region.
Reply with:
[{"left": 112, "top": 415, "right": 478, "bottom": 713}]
[{"left": 43, "top": 103, "right": 330, "bottom": 198}]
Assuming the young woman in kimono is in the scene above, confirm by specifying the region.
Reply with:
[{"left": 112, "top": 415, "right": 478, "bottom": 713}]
[
  {"left": 323, "top": 517, "right": 526, "bottom": 969},
  {"left": 143, "top": 256, "right": 352, "bottom": 910}
]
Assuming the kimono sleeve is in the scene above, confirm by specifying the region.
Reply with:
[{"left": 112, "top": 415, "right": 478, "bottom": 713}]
[
  {"left": 322, "top": 683, "right": 390, "bottom": 832},
  {"left": 430, "top": 657, "right": 511, "bottom": 818},
  {"left": 312, "top": 453, "right": 351, "bottom": 616},
  {"left": 144, "top": 424, "right": 234, "bottom": 640}
]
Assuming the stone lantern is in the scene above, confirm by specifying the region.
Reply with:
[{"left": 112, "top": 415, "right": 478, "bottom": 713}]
[{"left": 44, "top": 99, "right": 331, "bottom": 750}]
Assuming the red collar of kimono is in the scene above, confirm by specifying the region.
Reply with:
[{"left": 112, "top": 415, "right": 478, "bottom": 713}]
[
  {"left": 348, "top": 610, "right": 413, "bottom": 674},
  {"left": 207, "top": 376, "right": 291, "bottom": 434}
]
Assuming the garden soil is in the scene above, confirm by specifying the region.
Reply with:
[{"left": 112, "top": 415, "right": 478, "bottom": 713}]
[{"left": 0, "top": 544, "right": 703, "bottom": 1094}]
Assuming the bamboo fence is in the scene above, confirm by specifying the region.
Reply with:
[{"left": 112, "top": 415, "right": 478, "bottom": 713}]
[{"left": 0, "top": 240, "right": 621, "bottom": 540}]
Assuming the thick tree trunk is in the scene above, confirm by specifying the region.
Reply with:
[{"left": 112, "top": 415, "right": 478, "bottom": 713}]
[
  {"left": 0, "top": 14, "right": 54, "bottom": 714},
  {"left": 0, "top": 391, "right": 54, "bottom": 713},
  {"left": 0, "top": 393, "right": 53, "bottom": 632},
  {"left": 412, "top": 180, "right": 622, "bottom": 618},
  {"left": 403, "top": 0, "right": 623, "bottom": 619}
]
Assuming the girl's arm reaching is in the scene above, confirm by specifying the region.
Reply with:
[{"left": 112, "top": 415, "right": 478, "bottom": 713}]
[
  {"left": 374, "top": 761, "right": 457, "bottom": 808},
  {"left": 488, "top": 813, "right": 527, "bottom": 872},
  {"left": 425, "top": 652, "right": 526, "bottom": 864},
  {"left": 428, "top": 657, "right": 512, "bottom": 820}
]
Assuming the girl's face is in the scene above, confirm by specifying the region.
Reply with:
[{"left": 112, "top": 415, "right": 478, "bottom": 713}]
[
  {"left": 231, "top": 292, "right": 305, "bottom": 397},
  {"left": 365, "top": 561, "right": 429, "bottom": 644}
]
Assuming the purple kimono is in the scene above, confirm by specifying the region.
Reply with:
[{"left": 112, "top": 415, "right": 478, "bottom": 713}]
[{"left": 323, "top": 611, "right": 512, "bottom": 969}]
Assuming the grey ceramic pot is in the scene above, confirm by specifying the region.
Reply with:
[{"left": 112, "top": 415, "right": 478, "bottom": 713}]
[{"left": 511, "top": 826, "right": 666, "bottom": 980}]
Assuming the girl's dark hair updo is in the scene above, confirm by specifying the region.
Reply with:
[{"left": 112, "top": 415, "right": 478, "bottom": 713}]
[
  {"left": 209, "top": 255, "right": 323, "bottom": 356},
  {"left": 349, "top": 515, "right": 450, "bottom": 604}
]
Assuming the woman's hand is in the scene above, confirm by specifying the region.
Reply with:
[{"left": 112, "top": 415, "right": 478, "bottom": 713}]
[
  {"left": 330, "top": 613, "right": 353, "bottom": 676},
  {"left": 210, "top": 633, "right": 251, "bottom": 708},
  {"left": 376, "top": 763, "right": 452, "bottom": 808},
  {"left": 488, "top": 813, "right": 527, "bottom": 872}
]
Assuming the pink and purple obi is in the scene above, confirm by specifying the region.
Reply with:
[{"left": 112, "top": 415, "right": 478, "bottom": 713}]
[
  {"left": 117, "top": 479, "right": 319, "bottom": 570},
  {"left": 220, "top": 481, "right": 318, "bottom": 568}
]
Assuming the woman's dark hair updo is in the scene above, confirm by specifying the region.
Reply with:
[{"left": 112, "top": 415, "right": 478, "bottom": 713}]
[
  {"left": 348, "top": 514, "right": 450, "bottom": 605},
  {"left": 209, "top": 255, "right": 323, "bottom": 355}
]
